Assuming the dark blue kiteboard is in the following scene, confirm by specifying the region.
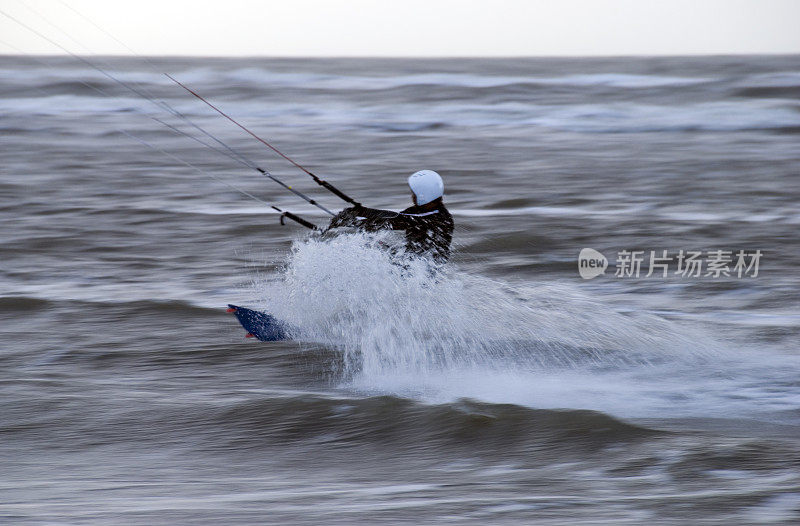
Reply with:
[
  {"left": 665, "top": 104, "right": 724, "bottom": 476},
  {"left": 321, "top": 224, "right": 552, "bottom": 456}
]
[{"left": 227, "top": 304, "right": 288, "bottom": 341}]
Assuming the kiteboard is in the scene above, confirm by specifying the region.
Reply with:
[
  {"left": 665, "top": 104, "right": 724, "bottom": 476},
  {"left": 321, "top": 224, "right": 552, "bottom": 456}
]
[{"left": 227, "top": 304, "right": 288, "bottom": 341}]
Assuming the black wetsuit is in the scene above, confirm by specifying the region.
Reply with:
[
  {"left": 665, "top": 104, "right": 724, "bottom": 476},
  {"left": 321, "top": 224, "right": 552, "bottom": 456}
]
[{"left": 328, "top": 199, "right": 454, "bottom": 262}]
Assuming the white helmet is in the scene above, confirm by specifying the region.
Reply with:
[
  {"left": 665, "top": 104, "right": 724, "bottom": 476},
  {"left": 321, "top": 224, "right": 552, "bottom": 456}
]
[{"left": 408, "top": 170, "right": 444, "bottom": 206}]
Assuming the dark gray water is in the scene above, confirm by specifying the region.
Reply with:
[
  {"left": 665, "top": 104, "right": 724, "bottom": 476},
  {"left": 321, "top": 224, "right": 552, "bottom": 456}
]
[{"left": 2, "top": 55, "right": 800, "bottom": 524}]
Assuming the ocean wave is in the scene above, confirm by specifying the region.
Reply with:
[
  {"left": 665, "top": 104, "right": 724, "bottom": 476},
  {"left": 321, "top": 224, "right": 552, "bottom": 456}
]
[
  {"left": 458, "top": 205, "right": 798, "bottom": 224},
  {"left": 0, "top": 387, "right": 656, "bottom": 452},
  {"left": 530, "top": 73, "right": 713, "bottom": 88},
  {"left": 3, "top": 61, "right": 797, "bottom": 103},
  {"left": 1, "top": 63, "right": 715, "bottom": 94},
  {"left": 0, "top": 94, "right": 165, "bottom": 115},
  {"left": 521, "top": 100, "right": 800, "bottom": 133},
  {"left": 728, "top": 71, "right": 800, "bottom": 99},
  {"left": 179, "top": 69, "right": 714, "bottom": 91},
  {"left": 212, "top": 395, "right": 658, "bottom": 449},
  {"left": 0, "top": 64, "right": 170, "bottom": 88},
  {"left": 7, "top": 95, "right": 798, "bottom": 134},
  {"left": 734, "top": 71, "right": 800, "bottom": 88}
]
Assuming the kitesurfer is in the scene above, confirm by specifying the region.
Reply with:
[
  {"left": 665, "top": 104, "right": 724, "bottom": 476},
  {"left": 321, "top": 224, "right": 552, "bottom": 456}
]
[{"left": 328, "top": 170, "right": 454, "bottom": 262}]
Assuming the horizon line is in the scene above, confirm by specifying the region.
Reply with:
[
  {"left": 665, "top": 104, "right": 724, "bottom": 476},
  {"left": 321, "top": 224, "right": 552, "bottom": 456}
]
[{"left": 2, "top": 52, "right": 799, "bottom": 60}]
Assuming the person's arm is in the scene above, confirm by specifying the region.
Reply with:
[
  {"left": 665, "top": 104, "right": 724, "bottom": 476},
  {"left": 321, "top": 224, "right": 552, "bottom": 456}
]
[{"left": 327, "top": 205, "right": 404, "bottom": 231}]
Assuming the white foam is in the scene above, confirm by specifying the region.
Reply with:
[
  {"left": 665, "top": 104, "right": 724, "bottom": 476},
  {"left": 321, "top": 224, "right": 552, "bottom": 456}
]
[{"left": 534, "top": 73, "right": 712, "bottom": 88}]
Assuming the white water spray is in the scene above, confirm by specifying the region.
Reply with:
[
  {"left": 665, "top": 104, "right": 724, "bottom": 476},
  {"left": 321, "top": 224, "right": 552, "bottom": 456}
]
[{"left": 254, "top": 233, "right": 800, "bottom": 422}]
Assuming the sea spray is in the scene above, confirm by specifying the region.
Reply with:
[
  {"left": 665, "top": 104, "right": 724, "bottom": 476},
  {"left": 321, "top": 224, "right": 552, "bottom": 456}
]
[
  {"left": 255, "top": 233, "right": 729, "bottom": 399},
  {"left": 247, "top": 233, "right": 792, "bottom": 421}
]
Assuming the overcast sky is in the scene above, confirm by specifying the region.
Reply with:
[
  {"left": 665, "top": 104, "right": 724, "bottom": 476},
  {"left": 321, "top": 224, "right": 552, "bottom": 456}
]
[{"left": 1, "top": 0, "right": 799, "bottom": 56}]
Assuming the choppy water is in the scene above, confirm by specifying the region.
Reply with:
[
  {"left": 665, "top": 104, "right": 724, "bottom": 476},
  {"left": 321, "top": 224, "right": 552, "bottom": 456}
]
[{"left": 2, "top": 55, "right": 800, "bottom": 524}]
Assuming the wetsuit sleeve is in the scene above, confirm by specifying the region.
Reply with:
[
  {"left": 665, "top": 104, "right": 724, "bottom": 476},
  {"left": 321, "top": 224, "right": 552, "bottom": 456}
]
[{"left": 327, "top": 206, "right": 403, "bottom": 230}]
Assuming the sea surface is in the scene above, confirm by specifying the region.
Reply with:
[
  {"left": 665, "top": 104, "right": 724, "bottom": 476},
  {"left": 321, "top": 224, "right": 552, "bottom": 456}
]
[{"left": 2, "top": 55, "right": 800, "bottom": 524}]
